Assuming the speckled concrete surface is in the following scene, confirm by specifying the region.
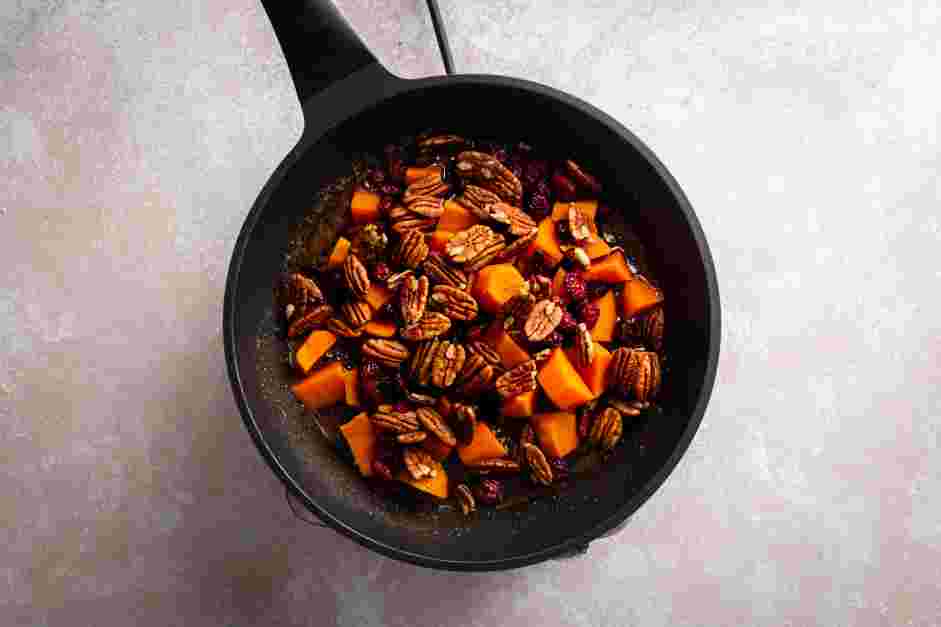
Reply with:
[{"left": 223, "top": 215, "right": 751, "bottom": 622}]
[{"left": 2, "top": 1, "right": 940, "bottom": 625}]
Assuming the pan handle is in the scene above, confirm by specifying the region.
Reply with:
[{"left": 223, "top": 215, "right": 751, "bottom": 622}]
[{"left": 259, "top": 0, "right": 385, "bottom": 116}]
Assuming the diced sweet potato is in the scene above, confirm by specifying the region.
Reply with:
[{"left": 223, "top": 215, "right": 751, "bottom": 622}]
[
  {"left": 339, "top": 412, "right": 377, "bottom": 476},
  {"left": 551, "top": 199, "right": 598, "bottom": 222},
  {"left": 364, "top": 284, "right": 393, "bottom": 311},
  {"left": 622, "top": 275, "right": 664, "bottom": 318},
  {"left": 502, "top": 389, "right": 538, "bottom": 418},
  {"left": 421, "top": 434, "right": 454, "bottom": 462},
  {"left": 397, "top": 461, "right": 449, "bottom": 499},
  {"left": 326, "top": 237, "right": 351, "bottom": 270},
  {"left": 537, "top": 347, "right": 595, "bottom": 411},
  {"left": 531, "top": 412, "right": 579, "bottom": 458},
  {"left": 584, "top": 251, "right": 634, "bottom": 284},
  {"left": 457, "top": 422, "right": 508, "bottom": 465},
  {"left": 363, "top": 319, "right": 396, "bottom": 338},
  {"left": 294, "top": 330, "right": 337, "bottom": 374},
  {"left": 485, "top": 321, "right": 531, "bottom": 369},
  {"left": 472, "top": 263, "right": 526, "bottom": 314},
  {"left": 428, "top": 230, "right": 455, "bottom": 254},
  {"left": 292, "top": 361, "right": 349, "bottom": 410},
  {"left": 405, "top": 165, "right": 441, "bottom": 185},
  {"left": 583, "top": 236, "right": 611, "bottom": 260},
  {"left": 565, "top": 342, "right": 612, "bottom": 397},
  {"left": 551, "top": 267, "right": 567, "bottom": 299},
  {"left": 591, "top": 290, "right": 618, "bottom": 342},
  {"left": 344, "top": 367, "right": 360, "bottom": 406},
  {"left": 437, "top": 199, "right": 479, "bottom": 232},
  {"left": 527, "top": 218, "right": 564, "bottom": 267},
  {"left": 350, "top": 189, "right": 382, "bottom": 225}
]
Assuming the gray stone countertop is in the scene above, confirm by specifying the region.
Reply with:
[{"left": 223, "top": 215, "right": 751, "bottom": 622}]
[{"left": 2, "top": 1, "right": 939, "bottom": 625}]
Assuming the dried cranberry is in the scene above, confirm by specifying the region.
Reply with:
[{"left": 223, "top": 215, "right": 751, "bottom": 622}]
[
  {"left": 381, "top": 183, "right": 401, "bottom": 196},
  {"left": 492, "top": 147, "right": 509, "bottom": 164},
  {"left": 557, "top": 311, "right": 578, "bottom": 334},
  {"left": 379, "top": 196, "right": 394, "bottom": 214},
  {"left": 393, "top": 400, "right": 411, "bottom": 413},
  {"left": 551, "top": 172, "right": 578, "bottom": 201},
  {"left": 563, "top": 271, "right": 588, "bottom": 302},
  {"left": 384, "top": 144, "right": 406, "bottom": 182},
  {"left": 578, "top": 411, "right": 592, "bottom": 439},
  {"left": 578, "top": 302, "right": 601, "bottom": 330},
  {"left": 474, "top": 479, "right": 504, "bottom": 506},
  {"left": 523, "top": 160, "right": 550, "bottom": 187},
  {"left": 369, "top": 169, "right": 386, "bottom": 186},
  {"left": 371, "top": 459, "right": 394, "bottom": 481},
  {"left": 373, "top": 263, "right": 391, "bottom": 281},
  {"left": 548, "top": 457, "right": 570, "bottom": 481}
]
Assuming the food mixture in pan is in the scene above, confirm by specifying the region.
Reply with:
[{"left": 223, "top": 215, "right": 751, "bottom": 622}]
[{"left": 277, "top": 134, "right": 665, "bottom": 515}]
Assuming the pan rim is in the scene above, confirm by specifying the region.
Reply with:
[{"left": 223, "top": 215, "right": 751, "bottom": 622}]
[{"left": 223, "top": 72, "right": 720, "bottom": 571}]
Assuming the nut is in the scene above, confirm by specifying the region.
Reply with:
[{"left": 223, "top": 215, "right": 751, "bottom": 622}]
[
  {"left": 418, "top": 134, "right": 466, "bottom": 151},
  {"left": 496, "top": 228, "right": 538, "bottom": 262},
  {"left": 445, "top": 225, "right": 506, "bottom": 268},
  {"left": 431, "top": 284, "right": 479, "bottom": 321},
  {"left": 393, "top": 229, "right": 429, "bottom": 269},
  {"left": 416, "top": 407, "right": 457, "bottom": 446},
  {"left": 371, "top": 405, "right": 420, "bottom": 433},
  {"left": 401, "top": 312, "right": 451, "bottom": 341},
  {"left": 574, "top": 322, "right": 594, "bottom": 368},
  {"left": 406, "top": 195, "right": 445, "bottom": 218},
  {"left": 474, "top": 478, "right": 504, "bottom": 505},
  {"left": 468, "top": 341, "right": 501, "bottom": 367},
  {"left": 609, "top": 348, "right": 661, "bottom": 401},
  {"left": 454, "top": 151, "right": 523, "bottom": 204},
  {"left": 456, "top": 184, "right": 503, "bottom": 219},
  {"left": 522, "top": 443, "right": 553, "bottom": 486},
  {"left": 564, "top": 159, "right": 602, "bottom": 194},
  {"left": 642, "top": 307, "right": 664, "bottom": 352},
  {"left": 341, "top": 299, "right": 373, "bottom": 328},
  {"left": 399, "top": 274, "right": 429, "bottom": 325},
  {"left": 403, "top": 447, "right": 437, "bottom": 480},
  {"left": 494, "top": 360, "right": 537, "bottom": 399},
  {"left": 431, "top": 341, "right": 466, "bottom": 389},
  {"left": 633, "top": 350, "right": 662, "bottom": 402},
  {"left": 343, "top": 254, "right": 370, "bottom": 299},
  {"left": 408, "top": 339, "right": 439, "bottom": 386},
  {"left": 388, "top": 205, "right": 436, "bottom": 234},
  {"left": 327, "top": 316, "right": 363, "bottom": 338},
  {"left": 609, "top": 399, "right": 642, "bottom": 417},
  {"left": 455, "top": 483, "right": 476, "bottom": 515},
  {"left": 280, "top": 273, "right": 323, "bottom": 318},
  {"left": 452, "top": 403, "right": 477, "bottom": 445},
  {"left": 466, "top": 458, "right": 522, "bottom": 474},
  {"left": 568, "top": 203, "right": 592, "bottom": 242},
  {"left": 386, "top": 269, "right": 414, "bottom": 290},
  {"left": 362, "top": 338, "right": 410, "bottom": 368},
  {"left": 287, "top": 304, "right": 333, "bottom": 338},
  {"left": 397, "top": 431, "right": 427, "bottom": 444},
  {"left": 422, "top": 253, "right": 469, "bottom": 290},
  {"left": 403, "top": 172, "right": 450, "bottom": 205},
  {"left": 488, "top": 202, "right": 537, "bottom": 236},
  {"left": 589, "top": 407, "right": 622, "bottom": 452},
  {"left": 455, "top": 353, "right": 494, "bottom": 396},
  {"left": 524, "top": 299, "right": 563, "bottom": 342}
]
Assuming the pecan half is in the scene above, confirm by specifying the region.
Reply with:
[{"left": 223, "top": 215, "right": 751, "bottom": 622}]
[
  {"left": 454, "top": 151, "right": 523, "bottom": 205},
  {"left": 327, "top": 316, "right": 362, "bottom": 338},
  {"left": 496, "top": 228, "right": 538, "bottom": 262},
  {"left": 431, "top": 284, "right": 478, "bottom": 321},
  {"left": 488, "top": 202, "right": 537, "bottom": 236},
  {"left": 495, "top": 360, "right": 537, "bottom": 399},
  {"left": 564, "top": 159, "right": 602, "bottom": 194},
  {"left": 406, "top": 195, "right": 446, "bottom": 218},
  {"left": 287, "top": 304, "right": 333, "bottom": 338},
  {"left": 522, "top": 443, "right": 553, "bottom": 486},
  {"left": 633, "top": 350, "right": 662, "bottom": 402},
  {"left": 642, "top": 307, "right": 664, "bottom": 352},
  {"left": 422, "top": 253, "right": 469, "bottom": 290},
  {"left": 466, "top": 458, "right": 521, "bottom": 474},
  {"left": 401, "top": 312, "right": 451, "bottom": 341},
  {"left": 280, "top": 273, "right": 323, "bottom": 319},
  {"left": 609, "top": 399, "right": 642, "bottom": 417},
  {"left": 371, "top": 405, "right": 420, "bottom": 433},
  {"left": 418, "top": 134, "right": 466, "bottom": 151},
  {"left": 455, "top": 354, "right": 494, "bottom": 397},
  {"left": 568, "top": 203, "right": 592, "bottom": 242},
  {"left": 343, "top": 254, "right": 370, "bottom": 299},
  {"left": 403, "top": 173, "right": 450, "bottom": 205},
  {"left": 574, "top": 322, "right": 594, "bottom": 368},
  {"left": 609, "top": 348, "right": 661, "bottom": 401},
  {"left": 397, "top": 431, "right": 427, "bottom": 444},
  {"left": 388, "top": 205, "right": 436, "bottom": 234},
  {"left": 409, "top": 339, "right": 439, "bottom": 386},
  {"left": 456, "top": 483, "right": 476, "bottom": 515},
  {"left": 393, "top": 229, "right": 429, "bottom": 270},
  {"left": 451, "top": 403, "right": 477, "bottom": 445},
  {"left": 403, "top": 447, "right": 437, "bottom": 480},
  {"left": 362, "top": 338, "right": 410, "bottom": 368},
  {"left": 400, "top": 274, "right": 429, "bottom": 325},
  {"left": 589, "top": 407, "right": 622, "bottom": 452},
  {"left": 431, "top": 341, "right": 466, "bottom": 388},
  {"left": 524, "top": 299, "right": 563, "bottom": 342},
  {"left": 468, "top": 341, "right": 501, "bottom": 367},
  {"left": 341, "top": 299, "right": 373, "bottom": 328},
  {"left": 387, "top": 270, "right": 415, "bottom": 292},
  {"left": 416, "top": 407, "right": 457, "bottom": 447},
  {"left": 457, "top": 184, "right": 503, "bottom": 220},
  {"left": 446, "top": 225, "right": 506, "bottom": 268}
]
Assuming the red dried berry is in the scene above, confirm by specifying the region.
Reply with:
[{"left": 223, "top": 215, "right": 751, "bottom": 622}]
[
  {"left": 557, "top": 311, "right": 578, "bottom": 334},
  {"left": 563, "top": 271, "right": 588, "bottom": 302},
  {"left": 551, "top": 172, "right": 578, "bottom": 201},
  {"left": 373, "top": 263, "right": 391, "bottom": 281},
  {"left": 578, "top": 302, "right": 601, "bottom": 330},
  {"left": 548, "top": 457, "right": 570, "bottom": 481},
  {"left": 523, "top": 160, "right": 550, "bottom": 187},
  {"left": 474, "top": 479, "right": 504, "bottom": 506},
  {"left": 369, "top": 169, "right": 386, "bottom": 186},
  {"left": 380, "top": 183, "right": 401, "bottom": 196},
  {"left": 578, "top": 412, "right": 592, "bottom": 439},
  {"left": 371, "top": 459, "right": 394, "bottom": 481}
]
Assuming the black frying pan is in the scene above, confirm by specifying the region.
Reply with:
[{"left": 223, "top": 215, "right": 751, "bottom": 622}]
[{"left": 223, "top": 0, "right": 720, "bottom": 570}]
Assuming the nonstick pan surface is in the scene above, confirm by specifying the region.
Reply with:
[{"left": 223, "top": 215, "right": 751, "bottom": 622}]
[{"left": 223, "top": 0, "right": 720, "bottom": 570}]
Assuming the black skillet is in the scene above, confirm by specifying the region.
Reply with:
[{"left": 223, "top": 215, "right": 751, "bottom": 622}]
[{"left": 223, "top": 0, "right": 720, "bottom": 570}]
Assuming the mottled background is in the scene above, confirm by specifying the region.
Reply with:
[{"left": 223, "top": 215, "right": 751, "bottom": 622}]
[{"left": 2, "top": 1, "right": 940, "bottom": 625}]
